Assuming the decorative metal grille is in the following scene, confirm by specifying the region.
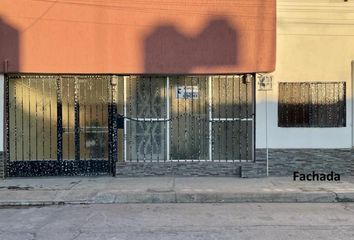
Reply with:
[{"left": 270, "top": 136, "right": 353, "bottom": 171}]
[
  {"left": 278, "top": 82, "right": 346, "bottom": 127},
  {"left": 124, "top": 76, "right": 168, "bottom": 161}
]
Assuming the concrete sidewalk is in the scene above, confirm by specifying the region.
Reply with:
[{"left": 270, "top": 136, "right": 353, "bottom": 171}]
[{"left": 1, "top": 177, "right": 354, "bottom": 206}]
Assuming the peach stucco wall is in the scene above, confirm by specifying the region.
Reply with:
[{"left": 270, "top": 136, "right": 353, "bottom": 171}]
[{"left": 0, "top": 0, "right": 275, "bottom": 74}]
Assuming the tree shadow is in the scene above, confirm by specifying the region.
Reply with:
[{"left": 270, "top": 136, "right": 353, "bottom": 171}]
[
  {"left": 0, "top": 17, "right": 19, "bottom": 72},
  {"left": 144, "top": 17, "right": 238, "bottom": 74}
]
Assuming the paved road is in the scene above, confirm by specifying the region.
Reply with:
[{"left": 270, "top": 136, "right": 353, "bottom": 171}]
[{"left": 1, "top": 203, "right": 354, "bottom": 240}]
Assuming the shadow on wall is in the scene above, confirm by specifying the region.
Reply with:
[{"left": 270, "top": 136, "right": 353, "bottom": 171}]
[
  {"left": 144, "top": 17, "right": 237, "bottom": 74},
  {"left": 0, "top": 17, "right": 19, "bottom": 73}
]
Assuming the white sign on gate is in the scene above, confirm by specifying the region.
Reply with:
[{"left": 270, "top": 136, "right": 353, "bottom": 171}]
[{"left": 176, "top": 86, "right": 199, "bottom": 99}]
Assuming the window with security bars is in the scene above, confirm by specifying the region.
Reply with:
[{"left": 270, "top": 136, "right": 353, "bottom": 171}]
[{"left": 278, "top": 82, "right": 346, "bottom": 127}]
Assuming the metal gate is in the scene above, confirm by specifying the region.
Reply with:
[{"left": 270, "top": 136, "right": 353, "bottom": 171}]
[
  {"left": 122, "top": 75, "right": 254, "bottom": 163},
  {"left": 5, "top": 75, "right": 117, "bottom": 177},
  {"left": 5, "top": 74, "right": 254, "bottom": 177}
]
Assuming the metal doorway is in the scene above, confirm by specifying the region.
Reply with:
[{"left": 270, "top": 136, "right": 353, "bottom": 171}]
[
  {"left": 6, "top": 75, "right": 117, "bottom": 177},
  {"left": 122, "top": 75, "right": 254, "bottom": 163},
  {"left": 5, "top": 74, "right": 254, "bottom": 177}
]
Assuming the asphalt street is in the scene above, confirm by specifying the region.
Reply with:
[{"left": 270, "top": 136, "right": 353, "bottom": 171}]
[{"left": 1, "top": 203, "right": 354, "bottom": 240}]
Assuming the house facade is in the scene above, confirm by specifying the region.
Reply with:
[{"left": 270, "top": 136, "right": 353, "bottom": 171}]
[
  {"left": 0, "top": 0, "right": 353, "bottom": 178},
  {"left": 256, "top": 0, "right": 354, "bottom": 177}
]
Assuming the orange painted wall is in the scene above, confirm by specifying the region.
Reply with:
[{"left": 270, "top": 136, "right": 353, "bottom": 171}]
[{"left": 0, "top": 0, "right": 276, "bottom": 74}]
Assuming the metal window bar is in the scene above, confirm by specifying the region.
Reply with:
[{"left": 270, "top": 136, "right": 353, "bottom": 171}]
[
  {"left": 166, "top": 77, "right": 171, "bottom": 161},
  {"left": 278, "top": 82, "right": 346, "bottom": 127},
  {"left": 208, "top": 76, "right": 212, "bottom": 161}
]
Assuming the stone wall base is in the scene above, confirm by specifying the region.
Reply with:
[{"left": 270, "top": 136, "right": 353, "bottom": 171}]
[
  {"left": 116, "top": 149, "right": 353, "bottom": 177},
  {"left": 256, "top": 148, "right": 353, "bottom": 176},
  {"left": 116, "top": 162, "right": 259, "bottom": 177},
  {"left": 1, "top": 149, "right": 352, "bottom": 178},
  {"left": 0, "top": 152, "right": 4, "bottom": 179}
]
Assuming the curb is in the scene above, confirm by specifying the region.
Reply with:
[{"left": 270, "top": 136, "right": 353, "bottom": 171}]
[{"left": 1, "top": 191, "right": 354, "bottom": 206}]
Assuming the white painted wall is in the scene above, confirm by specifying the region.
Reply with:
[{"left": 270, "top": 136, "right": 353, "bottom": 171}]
[
  {"left": 256, "top": 82, "right": 352, "bottom": 149},
  {"left": 256, "top": 0, "right": 354, "bottom": 149}
]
